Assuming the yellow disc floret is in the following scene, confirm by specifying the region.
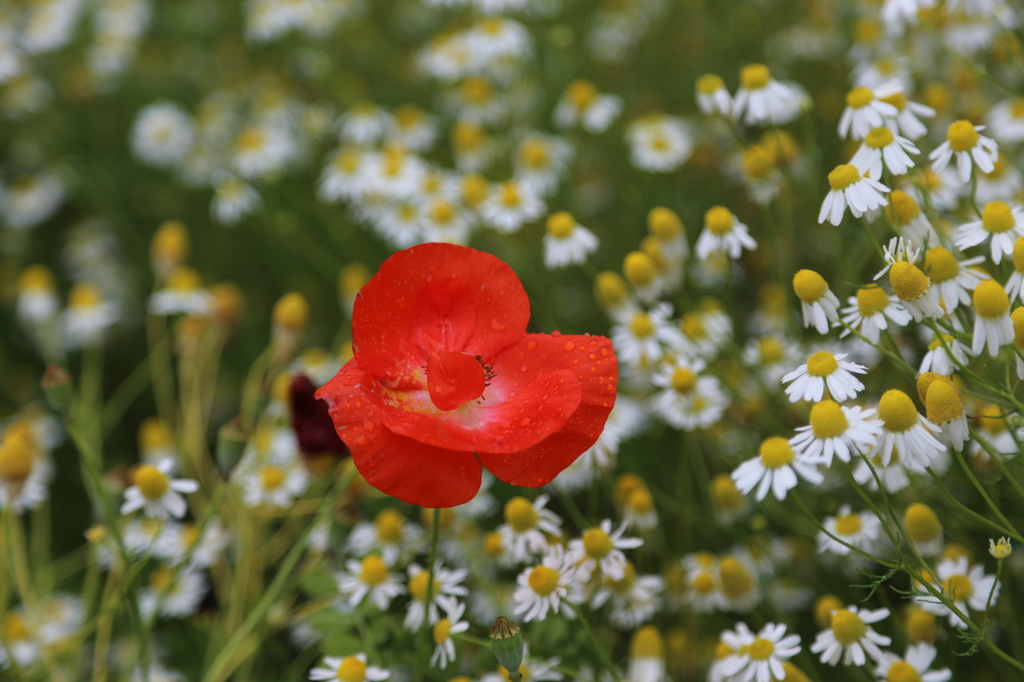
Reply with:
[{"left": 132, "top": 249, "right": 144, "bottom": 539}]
[
  {"left": 831, "top": 609, "right": 867, "bottom": 645},
  {"left": 594, "top": 271, "right": 629, "bottom": 309},
  {"left": 358, "top": 555, "right": 389, "bottom": 586},
  {"left": 923, "top": 247, "right": 959, "bottom": 284},
  {"left": 973, "top": 280, "right": 1010, "bottom": 319},
  {"left": 546, "top": 212, "right": 576, "bottom": 239},
  {"left": 925, "top": 380, "right": 964, "bottom": 425},
  {"left": 505, "top": 497, "right": 539, "bottom": 532},
  {"left": 846, "top": 87, "right": 874, "bottom": 109},
  {"left": 748, "top": 638, "right": 775, "bottom": 660},
  {"left": 887, "top": 660, "right": 922, "bottom": 682},
  {"left": 375, "top": 508, "right": 405, "bottom": 543},
  {"left": 904, "top": 503, "right": 942, "bottom": 543},
  {"left": 336, "top": 656, "right": 368, "bottom": 682},
  {"left": 623, "top": 251, "right": 658, "bottom": 288},
  {"left": 947, "top": 120, "right": 979, "bottom": 153},
  {"left": 0, "top": 423, "right": 35, "bottom": 482},
  {"left": 740, "top": 64, "right": 771, "bottom": 90},
  {"left": 583, "top": 527, "right": 614, "bottom": 558},
  {"left": 272, "top": 293, "right": 309, "bottom": 331},
  {"left": 828, "top": 164, "right": 861, "bottom": 191},
  {"left": 834, "top": 513, "right": 862, "bottom": 535},
  {"left": 814, "top": 595, "right": 843, "bottom": 629},
  {"left": 982, "top": 201, "right": 1015, "bottom": 234},
  {"left": 810, "top": 400, "right": 849, "bottom": 439},
  {"left": 710, "top": 473, "right": 745, "bottom": 512},
  {"left": 759, "top": 437, "right": 795, "bottom": 468},
  {"left": 906, "top": 609, "right": 937, "bottom": 643},
  {"left": 1012, "top": 307, "right": 1024, "bottom": 349},
  {"left": 888, "top": 190, "right": 920, "bottom": 225},
  {"left": 704, "top": 206, "right": 734, "bottom": 236},
  {"left": 647, "top": 207, "right": 684, "bottom": 240},
  {"left": 806, "top": 352, "right": 838, "bottom": 377},
  {"left": 629, "top": 625, "right": 665, "bottom": 659},
  {"left": 889, "top": 261, "right": 930, "bottom": 302},
  {"left": 259, "top": 465, "right": 285, "bottom": 491},
  {"left": 857, "top": 286, "right": 891, "bottom": 316},
  {"left": 943, "top": 573, "right": 973, "bottom": 600},
  {"left": 696, "top": 73, "right": 725, "bottom": 95},
  {"left": 878, "top": 389, "right": 919, "bottom": 433},
  {"left": 408, "top": 571, "right": 440, "bottom": 602},
  {"left": 528, "top": 566, "right": 560, "bottom": 596},
  {"left": 433, "top": 618, "right": 452, "bottom": 645},
  {"left": 793, "top": 269, "right": 828, "bottom": 304},
  {"left": 671, "top": 367, "right": 698, "bottom": 394},
  {"left": 134, "top": 465, "right": 170, "bottom": 500},
  {"left": 865, "top": 127, "right": 894, "bottom": 149},
  {"left": 566, "top": 79, "right": 598, "bottom": 108},
  {"left": 719, "top": 555, "right": 754, "bottom": 598},
  {"left": 630, "top": 312, "right": 655, "bottom": 338}
]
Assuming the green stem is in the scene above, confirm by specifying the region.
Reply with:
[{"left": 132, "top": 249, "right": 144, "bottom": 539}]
[{"left": 567, "top": 602, "right": 622, "bottom": 682}]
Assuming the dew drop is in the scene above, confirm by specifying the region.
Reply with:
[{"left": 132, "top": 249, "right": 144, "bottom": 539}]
[
  {"left": 563, "top": 341, "right": 576, "bottom": 351},
  {"left": 552, "top": 330, "right": 561, "bottom": 336},
  {"left": 526, "top": 339, "right": 537, "bottom": 350},
  {"left": 521, "top": 417, "right": 531, "bottom": 426},
  {"left": 490, "top": 319, "right": 507, "bottom": 332}
]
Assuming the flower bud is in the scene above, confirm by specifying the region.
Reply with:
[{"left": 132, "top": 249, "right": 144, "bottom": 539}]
[
  {"left": 489, "top": 617, "right": 524, "bottom": 678},
  {"left": 41, "top": 365, "right": 72, "bottom": 414},
  {"left": 989, "top": 537, "right": 1012, "bottom": 559}
]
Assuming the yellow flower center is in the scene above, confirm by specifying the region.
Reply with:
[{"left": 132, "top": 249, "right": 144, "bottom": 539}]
[
  {"left": 1011, "top": 99, "right": 1024, "bottom": 118},
  {"left": 150, "top": 566, "right": 174, "bottom": 591},
  {"left": 608, "top": 562, "right": 637, "bottom": 594},
  {"left": 681, "top": 313, "right": 705, "bottom": 339},
  {"left": 831, "top": 609, "right": 867, "bottom": 645},
  {"left": 887, "top": 661, "right": 921, "bottom": 682},
  {"left": 828, "top": 164, "right": 861, "bottom": 191},
  {"left": 18, "top": 264, "right": 56, "bottom": 293},
  {"left": 336, "top": 656, "right": 367, "bottom": 682},
  {"left": 0, "top": 423, "right": 35, "bottom": 482},
  {"left": 546, "top": 212, "right": 576, "bottom": 239},
  {"left": 627, "top": 488, "right": 654, "bottom": 514},
  {"left": 904, "top": 503, "right": 942, "bottom": 543},
  {"left": 697, "top": 73, "right": 725, "bottom": 95},
  {"left": 433, "top": 618, "right": 452, "bottom": 645},
  {"left": 878, "top": 390, "right": 919, "bottom": 433},
  {"left": 1013, "top": 307, "right": 1024, "bottom": 350},
  {"left": 806, "top": 352, "right": 839, "bottom": 377},
  {"left": 583, "top": 527, "right": 614, "bottom": 558},
  {"left": 744, "top": 146, "right": 776, "bottom": 181},
  {"left": 943, "top": 574, "right": 973, "bottom": 600},
  {"left": 888, "top": 190, "right": 920, "bottom": 224},
  {"left": 460, "top": 76, "right": 492, "bottom": 104},
  {"left": 259, "top": 465, "right": 285, "bottom": 491},
  {"left": 630, "top": 626, "right": 664, "bottom": 659},
  {"left": 865, "top": 127, "right": 894, "bottom": 149},
  {"left": 135, "top": 465, "right": 170, "bottom": 500},
  {"left": 671, "top": 368, "right": 698, "bottom": 394},
  {"left": 973, "top": 280, "right": 1010, "bottom": 319},
  {"left": 461, "top": 174, "right": 488, "bottom": 206},
  {"left": 647, "top": 207, "right": 684, "bottom": 240},
  {"left": 906, "top": 609, "right": 936, "bottom": 644},
  {"left": 947, "top": 120, "right": 979, "bottom": 153},
  {"left": 374, "top": 509, "right": 405, "bottom": 543},
  {"left": 519, "top": 139, "right": 550, "bottom": 169},
  {"left": 889, "top": 261, "right": 930, "bottom": 302},
  {"left": 623, "top": 251, "right": 657, "bottom": 287},
  {"left": 499, "top": 182, "right": 521, "bottom": 208},
  {"left": 711, "top": 473, "right": 744, "bottom": 511},
  {"left": 880, "top": 91, "right": 907, "bottom": 112},
  {"left": 740, "top": 64, "right": 771, "bottom": 90},
  {"left": 705, "top": 206, "right": 734, "bottom": 236},
  {"left": 505, "top": 497, "right": 539, "bottom": 532},
  {"left": 926, "top": 380, "right": 964, "bottom": 425},
  {"left": 167, "top": 266, "right": 202, "bottom": 292},
  {"left": 408, "top": 571, "right": 441, "bottom": 602},
  {"left": 923, "top": 246, "right": 960, "bottom": 284},
  {"left": 759, "top": 337, "right": 784, "bottom": 363},
  {"left": 692, "top": 572, "right": 716, "bottom": 594},
  {"left": 528, "top": 566, "right": 561, "bottom": 596},
  {"left": 629, "top": 312, "right": 655, "bottom": 338},
  {"left": 759, "top": 437, "right": 795, "bottom": 468},
  {"left": 834, "top": 513, "right": 862, "bottom": 535},
  {"left": 748, "top": 638, "right": 775, "bottom": 661},
  {"left": 272, "top": 293, "right": 309, "bottom": 331},
  {"left": 70, "top": 282, "right": 104, "bottom": 308},
  {"left": 430, "top": 200, "right": 455, "bottom": 225},
  {"left": 358, "top": 556, "right": 389, "bottom": 586},
  {"left": 917, "top": 372, "right": 950, "bottom": 403},
  {"left": 236, "top": 127, "right": 265, "bottom": 152},
  {"left": 982, "top": 201, "right": 1014, "bottom": 234},
  {"left": 793, "top": 269, "right": 828, "bottom": 304},
  {"left": 452, "top": 120, "right": 486, "bottom": 151},
  {"left": 484, "top": 531, "right": 504, "bottom": 557},
  {"left": 815, "top": 595, "right": 843, "bottom": 629},
  {"left": 3, "top": 614, "right": 28, "bottom": 641},
  {"left": 810, "top": 400, "right": 849, "bottom": 439},
  {"left": 979, "top": 404, "right": 1008, "bottom": 434},
  {"left": 566, "top": 79, "right": 598, "bottom": 107},
  {"left": 846, "top": 87, "right": 874, "bottom": 109},
  {"left": 719, "top": 556, "right": 754, "bottom": 598},
  {"left": 854, "top": 286, "right": 889, "bottom": 316}
]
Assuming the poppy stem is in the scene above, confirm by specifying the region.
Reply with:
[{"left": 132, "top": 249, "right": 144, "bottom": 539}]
[{"left": 422, "top": 507, "right": 442, "bottom": 636}]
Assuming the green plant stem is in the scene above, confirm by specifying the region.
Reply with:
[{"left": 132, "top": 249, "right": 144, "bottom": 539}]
[{"left": 567, "top": 602, "right": 622, "bottom": 682}]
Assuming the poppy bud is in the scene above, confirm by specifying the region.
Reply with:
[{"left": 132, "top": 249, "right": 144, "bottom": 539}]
[{"left": 489, "top": 617, "right": 524, "bottom": 679}]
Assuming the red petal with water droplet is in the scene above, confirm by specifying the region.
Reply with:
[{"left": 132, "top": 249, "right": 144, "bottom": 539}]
[
  {"left": 477, "top": 334, "right": 618, "bottom": 487},
  {"left": 426, "top": 351, "right": 487, "bottom": 411},
  {"left": 316, "top": 359, "right": 482, "bottom": 507},
  {"left": 352, "top": 244, "right": 530, "bottom": 389}
]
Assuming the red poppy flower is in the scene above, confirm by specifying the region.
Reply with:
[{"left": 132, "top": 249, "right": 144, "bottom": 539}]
[{"left": 316, "top": 243, "right": 618, "bottom": 507}]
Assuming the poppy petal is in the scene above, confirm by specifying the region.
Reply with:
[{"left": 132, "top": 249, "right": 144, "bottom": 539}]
[
  {"left": 352, "top": 243, "right": 531, "bottom": 388},
  {"left": 477, "top": 334, "right": 618, "bottom": 486},
  {"left": 316, "top": 359, "right": 482, "bottom": 507}
]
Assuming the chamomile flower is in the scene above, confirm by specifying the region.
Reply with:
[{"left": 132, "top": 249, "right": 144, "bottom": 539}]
[
  {"left": 513, "top": 544, "right": 579, "bottom": 622},
  {"left": 569, "top": 519, "right": 643, "bottom": 582},
  {"left": 627, "top": 627, "right": 665, "bottom": 682},
  {"left": 553, "top": 79, "right": 623, "bottom": 134},
  {"left": 719, "top": 622, "right": 802, "bottom": 682},
  {"left": 590, "top": 561, "right": 663, "bottom": 629},
  {"left": 985, "top": 97, "right": 1024, "bottom": 144},
  {"left": 811, "top": 605, "right": 891, "bottom": 666},
  {"left": 514, "top": 134, "right": 573, "bottom": 196},
  {"left": 718, "top": 554, "right": 762, "bottom": 613},
  {"left": 924, "top": 379, "right": 968, "bottom": 452},
  {"left": 695, "top": 73, "right": 732, "bottom": 116},
  {"left": 696, "top": 206, "right": 757, "bottom": 260},
  {"left": 732, "top": 64, "right": 806, "bottom": 126},
  {"left": 887, "top": 190, "right": 939, "bottom": 247},
  {"left": 782, "top": 352, "right": 867, "bottom": 403},
  {"left": 621, "top": 485, "right": 658, "bottom": 532},
  {"left": 647, "top": 206, "right": 688, "bottom": 263},
  {"left": 336, "top": 103, "right": 390, "bottom": 146},
  {"left": 839, "top": 86, "right": 899, "bottom": 140},
  {"left": 386, "top": 105, "right": 437, "bottom": 152},
  {"left": 211, "top": 176, "right": 261, "bottom": 226},
  {"left": 877, "top": 240, "right": 944, "bottom": 321},
  {"left": 479, "top": 180, "right": 545, "bottom": 234},
  {"left": 430, "top": 598, "right": 469, "bottom": 670},
  {"left": 922, "top": 246, "right": 988, "bottom": 313},
  {"left": 850, "top": 126, "right": 919, "bottom": 179},
  {"left": 840, "top": 286, "right": 911, "bottom": 344},
  {"left": 16, "top": 264, "right": 59, "bottom": 326},
  {"left": 880, "top": 0, "right": 938, "bottom": 36},
  {"left": 918, "top": 557, "right": 999, "bottom": 629},
  {"left": 337, "top": 555, "right": 406, "bottom": 610},
  {"left": 138, "top": 566, "right": 208, "bottom": 619},
  {"left": 240, "top": 454, "right": 310, "bottom": 509},
  {"left": 919, "top": 333, "right": 970, "bottom": 376},
  {"left": 732, "top": 437, "right": 823, "bottom": 501},
  {"left": 818, "top": 164, "right": 890, "bottom": 226},
  {"left": 131, "top": 102, "right": 194, "bottom": 169},
  {"left": 347, "top": 508, "right": 424, "bottom": 567},
  {"left": 929, "top": 120, "right": 999, "bottom": 183},
  {"left": 970, "top": 279, "right": 1013, "bottom": 357},
  {"left": 231, "top": 124, "right": 296, "bottom": 180},
  {"left": 148, "top": 266, "right": 212, "bottom": 316},
  {"left": 743, "top": 335, "right": 802, "bottom": 386},
  {"left": 790, "top": 400, "right": 883, "bottom": 466},
  {"left": 318, "top": 147, "right": 368, "bottom": 203},
  {"left": 874, "top": 643, "right": 952, "bottom": 682},
  {"left": 818, "top": 506, "right": 881, "bottom": 557},
  {"left": 626, "top": 114, "right": 693, "bottom": 173},
  {"left": 121, "top": 460, "right": 199, "bottom": 519},
  {"left": 403, "top": 561, "right": 469, "bottom": 631},
  {"left": 954, "top": 201, "right": 1024, "bottom": 265},
  {"left": 793, "top": 270, "right": 841, "bottom": 335},
  {"left": 309, "top": 654, "right": 390, "bottom": 682},
  {"left": 853, "top": 450, "right": 912, "bottom": 494},
  {"left": 682, "top": 552, "right": 724, "bottom": 612},
  {"left": 611, "top": 303, "right": 686, "bottom": 368},
  {"left": 543, "top": 212, "right": 599, "bottom": 269},
  {"left": 498, "top": 495, "right": 563, "bottom": 564},
  {"left": 649, "top": 358, "right": 729, "bottom": 431},
  {"left": 871, "top": 389, "right": 945, "bottom": 469}
]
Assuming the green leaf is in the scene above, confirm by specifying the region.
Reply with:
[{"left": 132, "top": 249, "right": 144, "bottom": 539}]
[
  {"left": 323, "top": 633, "right": 364, "bottom": 657},
  {"left": 300, "top": 572, "right": 338, "bottom": 597}
]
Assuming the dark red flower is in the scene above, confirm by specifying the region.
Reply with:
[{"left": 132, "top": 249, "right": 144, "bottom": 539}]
[
  {"left": 316, "top": 243, "right": 618, "bottom": 507},
  {"left": 289, "top": 373, "right": 349, "bottom": 458}
]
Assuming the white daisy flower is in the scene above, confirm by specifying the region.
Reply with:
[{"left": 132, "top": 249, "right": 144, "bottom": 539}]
[
  {"left": 919, "top": 333, "right": 970, "bottom": 376},
  {"left": 403, "top": 561, "right": 469, "bottom": 631},
  {"left": 16, "top": 265, "right": 59, "bottom": 326},
  {"left": 871, "top": 389, "right": 946, "bottom": 470},
  {"left": 954, "top": 201, "right": 1024, "bottom": 266},
  {"left": 782, "top": 352, "right": 867, "bottom": 403},
  {"left": 790, "top": 400, "right": 882, "bottom": 466},
  {"left": 621, "top": 485, "right": 658, "bottom": 531},
  {"left": 929, "top": 120, "right": 999, "bottom": 184},
  {"left": 211, "top": 176, "right": 261, "bottom": 226},
  {"left": 1, "top": 171, "right": 65, "bottom": 231},
  {"left": 818, "top": 164, "right": 890, "bottom": 226},
  {"left": 336, "top": 103, "right": 390, "bottom": 146},
  {"left": 138, "top": 566, "right": 207, "bottom": 620},
  {"left": 61, "top": 282, "right": 120, "bottom": 349},
  {"left": 120, "top": 460, "right": 199, "bottom": 519},
  {"left": 977, "top": 156, "right": 1022, "bottom": 205},
  {"left": 917, "top": 556, "right": 999, "bottom": 629},
  {"left": 308, "top": 654, "right": 390, "bottom": 682},
  {"left": 732, "top": 437, "right": 824, "bottom": 501},
  {"left": 839, "top": 286, "right": 912, "bottom": 344},
  {"left": 985, "top": 97, "right": 1024, "bottom": 144},
  {"left": 230, "top": 124, "right": 296, "bottom": 180},
  {"left": 853, "top": 450, "right": 912, "bottom": 494},
  {"left": 553, "top": 79, "right": 623, "bottom": 134},
  {"left": 742, "top": 335, "right": 803, "bottom": 386},
  {"left": 839, "top": 86, "right": 899, "bottom": 140},
  {"left": 240, "top": 454, "right": 309, "bottom": 509},
  {"left": 696, "top": 73, "right": 732, "bottom": 116},
  {"left": 880, "top": 0, "right": 938, "bottom": 36},
  {"left": 497, "top": 495, "right": 563, "bottom": 565},
  {"left": 878, "top": 87, "right": 936, "bottom": 141},
  {"left": 731, "top": 64, "right": 806, "bottom": 126},
  {"left": 719, "top": 622, "right": 802, "bottom": 682},
  {"left": 131, "top": 101, "right": 194, "bottom": 169},
  {"left": 679, "top": 307, "right": 734, "bottom": 360},
  {"left": 922, "top": 246, "right": 988, "bottom": 313},
  {"left": 696, "top": 206, "right": 757, "bottom": 260},
  {"left": 818, "top": 505, "right": 881, "bottom": 557},
  {"left": 811, "top": 605, "right": 891, "bottom": 666},
  {"left": 888, "top": 190, "right": 939, "bottom": 247},
  {"left": 793, "top": 269, "right": 841, "bottom": 335},
  {"left": 513, "top": 544, "right": 579, "bottom": 622},
  {"left": 649, "top": 357, "right": 729, "bottom": 431},
  {"left": 970, "top": 279, "right": 1013, "bottom": 357},
  {"left": 148, "top": 266, "right": 213, "bottom": 317},
  {"left": 590, "top": 561, "right": 663, "bottom": 629},
  {"left": 850, "top": 126, "right": 919, "bottom": 179},
  {"left": 611, "top": 303, "right": 687, "bottom": 369},
  {"left": 876, "top": 239, "right": 944, "bottom": 322},
  {"left": 367, "top": 147, "right": 426, "bottom": 200},
  {"left": 430, "top": 597, "right": 469, "bottom": 670},
  {"left": 681, "top": 552, "right": 724, "bottom": 612},
  {"left": 543, "top": 211, "right": 599, "bottom": 269},
  {"left": 386, "top": 105, "right": 437, "bottom": 152},
  {"left": 318, "top": 147, "right": 368, "bottom": 203},
  {"left": 346, "top": 508, "right": 423, "bottom": 567},
  {"left": 479, "top": 180, "right": 546, "bottom": 234},
  {"left": 513, "top": 134, "right": 573, "bottom": 197},
  {"left": 874, "top": 643, "right": 952, "bottom": 682},
  {"left": 568, "top": 519, "right": 643, "bottom": 582},
  {"left": 336, "top": 555, "right": 406, "bottom": 611},
  {"left": 924, "top": 378, "right": 968, "bottom": 452},
  {"left": 626, "top": 113, "right": 694, "bottom": 173}
]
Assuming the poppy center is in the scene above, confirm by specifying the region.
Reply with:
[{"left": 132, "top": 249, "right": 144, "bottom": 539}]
[{"left": 426, "top": 351, "right": 488, "bottom": 411}]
